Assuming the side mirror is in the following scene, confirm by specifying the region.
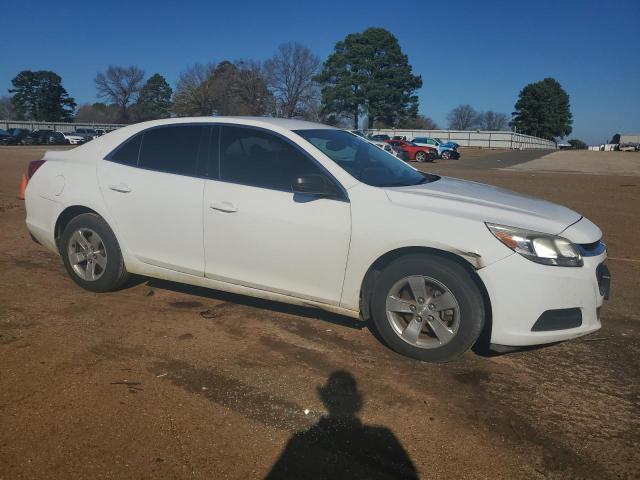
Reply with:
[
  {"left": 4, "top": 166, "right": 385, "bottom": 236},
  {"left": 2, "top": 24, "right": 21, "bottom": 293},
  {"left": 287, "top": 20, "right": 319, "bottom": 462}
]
[{"left": 292, "top": 174, "right": 340, "bottom": 198}]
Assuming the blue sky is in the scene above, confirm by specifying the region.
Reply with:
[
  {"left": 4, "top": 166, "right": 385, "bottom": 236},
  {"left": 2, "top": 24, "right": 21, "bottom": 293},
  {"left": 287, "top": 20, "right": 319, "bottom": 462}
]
[{"left": 2, "top": 0, "right": 638, "bottom": 144}]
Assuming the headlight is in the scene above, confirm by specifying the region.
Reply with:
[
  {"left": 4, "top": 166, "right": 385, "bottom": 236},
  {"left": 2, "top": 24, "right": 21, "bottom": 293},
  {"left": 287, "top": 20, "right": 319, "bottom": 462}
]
[{"left": 486, "top": 223, "right": 583, "bottom": 267}]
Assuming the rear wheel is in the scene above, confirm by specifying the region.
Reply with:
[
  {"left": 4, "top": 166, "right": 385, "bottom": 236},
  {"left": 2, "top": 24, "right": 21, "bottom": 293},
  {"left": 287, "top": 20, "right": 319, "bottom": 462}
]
[
  {"left": 415, "top": 151, "right": 428, "bottom": 162},
  {"left": 60, "top": 213, "right": 129, "bottom": 292},
  {"left": 370, "top": 254, "right": 485, "bottom": 362}
]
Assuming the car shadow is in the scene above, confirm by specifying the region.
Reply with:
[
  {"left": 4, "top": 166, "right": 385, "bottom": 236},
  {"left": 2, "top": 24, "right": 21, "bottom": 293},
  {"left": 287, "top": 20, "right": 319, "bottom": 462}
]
[
  {"left": 265, "top": 370, "right": 419, "bottom": 479},
  {"left": 144, "top": 277, "right": 366, "bottom": 330}
]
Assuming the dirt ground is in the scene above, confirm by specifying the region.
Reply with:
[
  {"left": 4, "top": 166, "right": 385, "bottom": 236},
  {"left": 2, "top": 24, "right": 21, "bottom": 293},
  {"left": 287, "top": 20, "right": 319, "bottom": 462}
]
[
  {"left": 506, "top": 150, "right": 640, "bottom": 176},
  {"left": 1, "top": 147, "right": 639, "bottom": 480}
]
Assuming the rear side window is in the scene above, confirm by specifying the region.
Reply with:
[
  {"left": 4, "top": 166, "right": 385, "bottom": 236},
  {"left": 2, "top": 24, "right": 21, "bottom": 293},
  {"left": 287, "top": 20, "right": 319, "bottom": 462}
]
[
  {"left": 108, "top": 133, "right": 142, "bottom": 166},
  {"left": 219, "top": 126, "right": 326, "bottom": 191},
  {"left": 139, "top": 125, "right": 205, "bottom": 176}
]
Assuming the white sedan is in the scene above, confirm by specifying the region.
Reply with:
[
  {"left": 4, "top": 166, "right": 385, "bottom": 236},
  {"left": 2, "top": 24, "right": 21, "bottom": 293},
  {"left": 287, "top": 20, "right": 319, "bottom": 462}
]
[{"left": 24, "top": 117, "right": 610, "bottom": 362}]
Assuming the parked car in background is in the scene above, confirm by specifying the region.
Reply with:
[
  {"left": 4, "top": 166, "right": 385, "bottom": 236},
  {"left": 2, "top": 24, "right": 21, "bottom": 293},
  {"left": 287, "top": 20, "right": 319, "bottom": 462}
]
[
  {"left": 48, "top": 131, "right": 85, "bottom": 145},
  {"left": 24, "top": 117, "right": 610, "bottom": 362},
  {"left": 369, "top": 134, "right": 391, "bottom": 142},
  {"left": 95, "top": 129, "right": 107, "bottom": 136},
  {"left": 74, "top": 128, "right": 99, "bottom": 141},
  {"left": 24, "top": 130, "right": 56, "bottom": 145},
  {"left": 370, "top": 140, "right": 394, "bottom": 153},
  {"left": 386, "top": 139, "right": 437, "bottom": 162},
  {"left": 619, "top": 144, "right": 639, "bottom": 152},
  {"left": 349, "top": 130, "right": 393, "bottom": 153},
  {"left": 412, "top": 137, "right": 460, "bottom": 160},
  {"left": 350, "top": 130, "right": 368, "bottom": 139},
  {"left": 0, "top": 128, "right": 31, "bottom": 145},
  {"left": 0, "top": 129, "right": 13, "bottom": 145}
]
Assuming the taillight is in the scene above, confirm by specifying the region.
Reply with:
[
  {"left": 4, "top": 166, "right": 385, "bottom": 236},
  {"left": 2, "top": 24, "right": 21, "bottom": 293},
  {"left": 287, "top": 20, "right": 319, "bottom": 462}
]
[{"left": 27, "top": 160, "right": 46, "bottom": 180}]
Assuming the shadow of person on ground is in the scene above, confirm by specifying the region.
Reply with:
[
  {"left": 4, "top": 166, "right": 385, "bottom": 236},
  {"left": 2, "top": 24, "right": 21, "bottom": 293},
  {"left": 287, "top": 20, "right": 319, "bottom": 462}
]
[{"left": 265, "top": 371, "right": 419, "bottom": 479}]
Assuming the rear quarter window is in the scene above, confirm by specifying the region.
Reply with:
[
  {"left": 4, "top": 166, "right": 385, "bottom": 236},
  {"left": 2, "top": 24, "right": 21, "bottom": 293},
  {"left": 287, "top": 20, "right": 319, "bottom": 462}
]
[{"left": 106, "top": 134, "right": 142, "bottom": 166}]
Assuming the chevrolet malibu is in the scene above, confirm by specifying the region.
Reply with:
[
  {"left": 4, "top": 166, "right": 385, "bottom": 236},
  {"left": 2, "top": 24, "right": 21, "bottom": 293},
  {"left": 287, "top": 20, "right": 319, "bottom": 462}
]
[{"left": 24, "top": 117, "right": 610, "bottom": 362}]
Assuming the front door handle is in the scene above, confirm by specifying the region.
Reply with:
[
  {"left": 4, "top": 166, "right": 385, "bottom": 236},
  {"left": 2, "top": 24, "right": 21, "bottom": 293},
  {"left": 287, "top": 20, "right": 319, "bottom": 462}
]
[
  {"left": 209, "top": 201, "right": 238, "bottom": 213},
  {"left": 108, "top": 183, "right": 132, "bottom": 193}
]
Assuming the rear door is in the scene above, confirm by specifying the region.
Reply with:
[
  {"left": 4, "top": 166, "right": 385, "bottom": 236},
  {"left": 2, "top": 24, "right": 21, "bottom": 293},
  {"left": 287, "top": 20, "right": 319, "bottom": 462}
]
[
  {"left": 97, "top": 124, "right": 209, "bottom": 276},
  {"left": 202, "top": 125, "right": 351, "bottom": 304}
]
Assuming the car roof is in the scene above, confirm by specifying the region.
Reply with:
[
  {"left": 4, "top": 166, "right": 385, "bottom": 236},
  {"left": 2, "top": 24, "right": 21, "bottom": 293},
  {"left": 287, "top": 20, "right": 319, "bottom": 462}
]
[
  {"left": 44, "top": 116, "right": 338, "bottom": 162},
  {"left": 144, "top": 116, "right": 337, "bottom": 131}
]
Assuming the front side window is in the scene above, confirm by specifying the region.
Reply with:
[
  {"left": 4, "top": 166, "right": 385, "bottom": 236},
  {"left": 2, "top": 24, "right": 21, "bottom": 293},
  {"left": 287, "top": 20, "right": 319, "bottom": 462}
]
[
  {"left": 295, "top": 129, "right": 438, "bottom": 187},
  {"left": 219, "top": 126, "right": 328, "bottom": 191},
  {"left": 139, "top": 125, "right": 205, "bottom": 175}
]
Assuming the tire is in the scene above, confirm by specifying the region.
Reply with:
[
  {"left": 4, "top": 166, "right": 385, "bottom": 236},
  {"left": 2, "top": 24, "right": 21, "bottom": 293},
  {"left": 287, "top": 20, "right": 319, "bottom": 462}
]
[
  {"left": 60, "top": 213, "right": 129, "bottom": 292},
  {"left": 370, "top": 254, "right": 485, "bottom": 362},
  {"left": 441, "top": 150, "right": 451, "bottom": 160},
  {"left": 415, "top": 151, "right": 427, "bottom": 162}
]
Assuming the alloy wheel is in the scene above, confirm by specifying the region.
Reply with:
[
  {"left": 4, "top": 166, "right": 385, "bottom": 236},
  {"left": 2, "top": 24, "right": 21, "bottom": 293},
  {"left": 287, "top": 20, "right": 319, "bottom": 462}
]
[
  {"left": 67, "top": 228, "right": 108, "bottom": 281},
  {"left": 385, "top": 275, "right": 460, "bottom": 348}
]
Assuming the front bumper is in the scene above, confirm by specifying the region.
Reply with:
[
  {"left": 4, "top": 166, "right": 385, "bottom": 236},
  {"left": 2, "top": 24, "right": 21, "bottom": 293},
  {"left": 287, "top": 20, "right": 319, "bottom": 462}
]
[{"left": 478, "top": 251, "right": 608, "bottom": 346}]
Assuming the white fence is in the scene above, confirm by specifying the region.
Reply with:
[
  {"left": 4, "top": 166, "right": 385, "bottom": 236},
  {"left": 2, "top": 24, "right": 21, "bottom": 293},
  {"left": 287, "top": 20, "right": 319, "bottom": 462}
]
[
  {"left": 368, "top": 129, "right": 557, "bottom": 150},
  {"left": 1, "top": 120, "right": 557, "bottom": 150},
  {"left": 0, "top": 120, "right": 125, "bottom": 133}
]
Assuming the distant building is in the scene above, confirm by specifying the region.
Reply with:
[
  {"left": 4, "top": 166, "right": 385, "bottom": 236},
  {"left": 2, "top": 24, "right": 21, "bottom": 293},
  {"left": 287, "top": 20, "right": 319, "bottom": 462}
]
[
  {"left": 620, "top": 134, "right": 640, "bottom": 144},
  {"left": 610, "top": 133, "right": 640, "bottom": 145}
]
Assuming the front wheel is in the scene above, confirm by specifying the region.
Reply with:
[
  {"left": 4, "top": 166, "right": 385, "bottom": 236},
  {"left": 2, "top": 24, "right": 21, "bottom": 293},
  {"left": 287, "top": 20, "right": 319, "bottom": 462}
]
[
  {"left": 441, "top": 150, "right": 451, "bottom": 160},
  {"left": 60, "top": 213, "right": 129, "bottom": 292},
  {"left": 370, "top": 254, "right": 485, "bottom": 362},
  {"left": 415, "top": 151, "right": 428, "bottom": 162}
]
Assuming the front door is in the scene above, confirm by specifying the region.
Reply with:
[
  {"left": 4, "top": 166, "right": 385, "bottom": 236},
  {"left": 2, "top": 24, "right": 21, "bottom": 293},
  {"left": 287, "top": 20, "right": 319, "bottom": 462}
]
[{"left": 203, "top": 125, "right": 351, "bottom": 304}]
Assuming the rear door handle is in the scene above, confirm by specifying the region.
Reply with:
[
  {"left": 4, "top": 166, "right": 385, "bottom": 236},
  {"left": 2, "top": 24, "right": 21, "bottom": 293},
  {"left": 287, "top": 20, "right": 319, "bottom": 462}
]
[
  {"left": 209, "top": 201, "right": 238, "bottom": 213},
  {"left": 108, "top": 183, "right": 131, "bottom": 193}
]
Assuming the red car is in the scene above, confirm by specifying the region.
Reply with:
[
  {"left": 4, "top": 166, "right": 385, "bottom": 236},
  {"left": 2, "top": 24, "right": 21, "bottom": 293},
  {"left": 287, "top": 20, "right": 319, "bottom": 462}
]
[{"left": 385, "top": 140, "right": 437, "bottom": 163}]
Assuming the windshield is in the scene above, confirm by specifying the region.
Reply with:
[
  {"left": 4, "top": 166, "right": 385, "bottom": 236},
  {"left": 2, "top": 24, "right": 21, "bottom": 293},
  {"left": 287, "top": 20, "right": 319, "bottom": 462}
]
[{"left": 295, "top": 129, "right": 439, "bottom": 187}]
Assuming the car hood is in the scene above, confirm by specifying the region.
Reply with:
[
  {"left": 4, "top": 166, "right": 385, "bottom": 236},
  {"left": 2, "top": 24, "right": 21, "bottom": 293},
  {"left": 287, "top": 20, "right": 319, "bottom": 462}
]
[{"left": 385, "top": 176, "right": 582, "bottom": 236}]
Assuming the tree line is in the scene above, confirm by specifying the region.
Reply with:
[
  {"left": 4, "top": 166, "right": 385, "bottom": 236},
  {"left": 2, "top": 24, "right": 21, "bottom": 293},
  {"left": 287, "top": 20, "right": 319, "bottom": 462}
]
[{"left": 1, "top": 28, "right": 573, "bottom": 140}]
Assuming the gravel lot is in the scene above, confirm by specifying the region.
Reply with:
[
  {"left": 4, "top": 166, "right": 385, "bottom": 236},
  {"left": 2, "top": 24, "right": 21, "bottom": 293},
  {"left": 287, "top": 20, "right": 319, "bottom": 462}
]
[{"left": 1, "top": 147, "right": 638, "bottom": 479}]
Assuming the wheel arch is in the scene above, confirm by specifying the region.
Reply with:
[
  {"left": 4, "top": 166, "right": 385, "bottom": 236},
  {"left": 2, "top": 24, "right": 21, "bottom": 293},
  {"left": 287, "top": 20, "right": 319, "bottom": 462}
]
[
  {"left": 358, "top": 246, "right": 492, "bottom": 347},
  {"left": 54, "top": 205, "right": 104, "bottom": 252}
]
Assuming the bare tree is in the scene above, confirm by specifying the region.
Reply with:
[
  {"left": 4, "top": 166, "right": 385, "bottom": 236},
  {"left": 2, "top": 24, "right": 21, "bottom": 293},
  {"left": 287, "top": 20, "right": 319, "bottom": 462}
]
[
  {"left": 0, "top": 96, "right": 14, "bottom": 119},
  {"left": 479, "top": 111, "right": 508, "bottom": 131},
  {"left": 172, "top": 63, "right": 217, "bottom": 116},
  {"left": 264, "top": 43, "right": 321, "bottom": 118},
  {"left": 75, "top": 103, "right": 119, "bottom": 123},
  {"left": 447, "top": 104, "right": 479, "bottom": 130},
  {"left": 396, "top": 115, "right": 439, "bottom": 129},
  {"left": 173, "top": 61, "right": 273, "bottom": 117},
  {"left": 232, "top": 60, "right": 274, "bottom": 116},
  {"left": 95, "top": 65, "right": 145, "bottom": 122}
]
